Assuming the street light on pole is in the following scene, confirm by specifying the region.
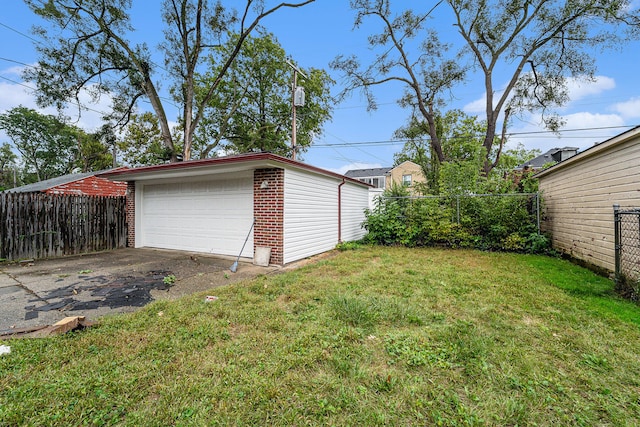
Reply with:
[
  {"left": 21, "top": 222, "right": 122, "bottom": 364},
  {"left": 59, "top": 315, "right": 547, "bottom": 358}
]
[{"left": 286, "top": 59, "right": 307, "bottom": 161}]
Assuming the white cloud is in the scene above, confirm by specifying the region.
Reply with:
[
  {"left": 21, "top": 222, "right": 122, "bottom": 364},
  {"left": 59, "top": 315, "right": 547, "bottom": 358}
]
[
  {"left": 331, "top": 162, "right": 382, "bottom": 175},
  {"left": 0, "top": 78, "right": 119, "bottom": 133},
  {"left": 0, "top": 81, "right": 40, "bottom": 112},
  {"left": 612, "top": 97, "right": 640, "bottom": 119},
  {"left": 1, "top": 64, "right": 30, "bottom": 76},
  {"left": 463, "top": 95, "right": 488, "bottom": 114},
  {"left": 463, "top": 75, "right": 616, "bottom": 114},
  {"left": 565, "top": 76, "right": 616, "bottom": 101},
  {"left": 508, "top": 111, "right": 625, "bottom": 153}
]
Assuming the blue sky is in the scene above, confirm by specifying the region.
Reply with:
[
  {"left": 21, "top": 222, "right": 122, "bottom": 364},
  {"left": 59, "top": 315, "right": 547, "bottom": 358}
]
[{"left": 1, "top": 1, "right": 639, "bottom": 174}]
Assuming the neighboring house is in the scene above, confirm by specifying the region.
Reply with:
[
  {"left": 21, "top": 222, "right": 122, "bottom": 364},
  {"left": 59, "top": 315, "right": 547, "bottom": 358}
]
[
  {"left": 535, "top": 127, "right": 640, "bottom": 274},
  {"left": 345, "top": 161, "right": 426, "bottom": 193},
  {"left": 344, "top": 167, "right": 391, "bottom": 189},
  {"left": 101, "top": 153, "right": 370, "bottom": 266},
  {"left": 516, "top": 147, "right": 579, "bottom": 172},
  {"left": 8, "top": 168, "right": 127, "bottom": 196}
]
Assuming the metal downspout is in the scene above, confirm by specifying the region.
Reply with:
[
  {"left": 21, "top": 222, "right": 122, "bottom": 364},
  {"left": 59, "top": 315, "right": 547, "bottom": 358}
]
[{"left": 338, "top": 178, "right": 345, "bottom": 243}]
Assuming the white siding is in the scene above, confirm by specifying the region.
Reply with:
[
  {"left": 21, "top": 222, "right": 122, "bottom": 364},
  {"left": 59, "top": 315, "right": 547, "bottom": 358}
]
[
  {"left": 283, "top": 169, "right": 339, "bottom": 264},
  {"left": 136, "top": 173, "right": 254, "bottom": 257},
  {"left": 341, "top": 182, "right": 368, "bottom": 241},
  {"left": 539, "top": 135, "right": 640, "bottom": 272},
  {"left": 368, "top": 188, "right": 384, "bottom": 209}
]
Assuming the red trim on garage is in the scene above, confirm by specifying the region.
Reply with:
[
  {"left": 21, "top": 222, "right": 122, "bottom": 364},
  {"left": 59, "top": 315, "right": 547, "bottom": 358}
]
[{"left": 100, "top": 152, "right": 368, "bottom": 188}]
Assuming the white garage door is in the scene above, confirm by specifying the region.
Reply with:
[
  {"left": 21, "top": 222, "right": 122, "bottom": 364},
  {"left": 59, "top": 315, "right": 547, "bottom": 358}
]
[{"left": 140, "top": 175, "right": 253, "bottom": 257}]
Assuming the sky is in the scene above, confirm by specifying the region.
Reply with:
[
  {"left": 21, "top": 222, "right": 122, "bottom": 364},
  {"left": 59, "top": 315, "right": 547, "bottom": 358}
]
[{"left": 1, "top": 0, "right": 640, "bottom": 175}]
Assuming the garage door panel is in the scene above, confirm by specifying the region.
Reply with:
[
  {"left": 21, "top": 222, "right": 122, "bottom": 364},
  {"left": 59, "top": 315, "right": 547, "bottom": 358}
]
[{"left": 140, "top": 176, "right": 253, "bottom": 257}]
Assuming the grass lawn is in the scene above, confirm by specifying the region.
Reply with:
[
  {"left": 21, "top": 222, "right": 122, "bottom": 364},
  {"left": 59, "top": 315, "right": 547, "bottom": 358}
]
[{"left": 2, "top": 246, "right": 640, "bottom": 426}]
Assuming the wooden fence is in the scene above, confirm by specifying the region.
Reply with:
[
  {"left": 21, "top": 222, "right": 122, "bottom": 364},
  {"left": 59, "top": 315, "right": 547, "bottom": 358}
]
[{"left": 0, "top": 192, "right": 127, "bottom": 261}]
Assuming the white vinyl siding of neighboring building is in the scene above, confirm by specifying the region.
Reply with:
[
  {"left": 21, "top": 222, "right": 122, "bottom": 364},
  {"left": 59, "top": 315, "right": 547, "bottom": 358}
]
[
  {"left": 341, "top": 181, "right": 368, "bottom": 242},
  {"left": 283, "top": 168, "right": 340, "bottom": 264},
  {"left": 538, "top": 134, "right": 640, "bottom": 272}
]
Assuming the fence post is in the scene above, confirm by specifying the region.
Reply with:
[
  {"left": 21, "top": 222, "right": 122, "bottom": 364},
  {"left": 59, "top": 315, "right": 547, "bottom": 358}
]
[
  {"left": 456, "top": 195, "right": 460, "bottom": 224},
  {"left": 613, "top": 204, "right": 621, "bottom": 281}
]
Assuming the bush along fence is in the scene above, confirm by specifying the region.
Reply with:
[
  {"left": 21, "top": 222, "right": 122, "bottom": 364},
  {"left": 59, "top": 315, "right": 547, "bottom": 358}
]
[
  {"left": 0, "top": 192, "right": 127, "bottom": 261},
  {"left": 362, "top": 192, "right": 549, "bottom": 253},
  {"left": 613, "top": 204, "right": 640, "bottom": 300}
]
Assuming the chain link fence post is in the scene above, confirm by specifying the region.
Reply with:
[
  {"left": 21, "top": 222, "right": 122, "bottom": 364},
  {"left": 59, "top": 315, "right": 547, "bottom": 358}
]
[{"left": 614, "top": 204, "right": 621, "bottom": 281}]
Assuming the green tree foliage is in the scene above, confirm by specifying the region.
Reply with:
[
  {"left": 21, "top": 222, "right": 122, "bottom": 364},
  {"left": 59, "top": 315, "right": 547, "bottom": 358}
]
[
  {"left": 0, "top": 143, "right": 18, "bottom": 190},
  {"left": 394, "top": 110, "right": 544, "bottom": 195},
  {"left": 118, "top": 113, "right": 173, "bottom": 167},
  {"left": 0, "top": 107, "right": 78, "bottom": 183},
  {"left": 77, "top": 132, "right": 114, "bottom": 173},
  {"left": 192, "top": 33, "right": 334, "bottom": 158},
  {"left": 333, "top": 0, "right": 640, "bottom": 175},
  {"left": 394, "top": 110, "right": 487, "bottom": 194},
  {"left": 0, "top": 107, "right": 115, "bottom": 183},
  {"left": 24, "top": 0, "right": 316, "bottom": 162}
]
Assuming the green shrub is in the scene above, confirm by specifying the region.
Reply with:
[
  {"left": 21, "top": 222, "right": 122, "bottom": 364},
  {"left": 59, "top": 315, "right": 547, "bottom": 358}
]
[{"left": 362, "top": 193, "right": 543, "bottom": 253}]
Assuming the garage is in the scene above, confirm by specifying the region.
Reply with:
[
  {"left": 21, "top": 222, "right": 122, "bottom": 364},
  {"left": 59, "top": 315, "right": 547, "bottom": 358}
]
[
  {"left": 102, "top": 153, "right": 371, "bottom": 266},
  {"left": 139, "top": 173, "right": 253, "bottom": 257}
]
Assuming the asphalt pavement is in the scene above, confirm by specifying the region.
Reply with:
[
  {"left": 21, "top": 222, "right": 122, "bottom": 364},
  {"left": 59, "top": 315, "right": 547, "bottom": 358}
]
[{"left": 0, "top": 248, "right": 278, "bottom": 334}]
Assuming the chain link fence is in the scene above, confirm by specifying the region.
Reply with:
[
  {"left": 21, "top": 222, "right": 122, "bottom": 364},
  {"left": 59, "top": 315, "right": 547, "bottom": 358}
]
[
  {"left": 367, "top": 192, "right": 542, "bottom": 251},
  {"left": 613, "top": 204, "right": 640, "bottom": 300}
]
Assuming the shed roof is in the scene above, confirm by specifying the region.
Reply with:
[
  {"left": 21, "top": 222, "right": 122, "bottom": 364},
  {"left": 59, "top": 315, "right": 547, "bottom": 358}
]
[
  {"left": 101, "top": 152, "right": 370, "bottom": 187},
  {"left": 535, "top": 126, "right": 640, "bottom": 179},
  {"left": 8, "top": 168, "right": 124, "bottom": 193}
]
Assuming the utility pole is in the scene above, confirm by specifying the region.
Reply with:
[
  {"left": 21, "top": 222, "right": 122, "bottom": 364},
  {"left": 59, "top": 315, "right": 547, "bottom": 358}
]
[{"left": 286, "top": 60, "right": 306, "bottom": 161}]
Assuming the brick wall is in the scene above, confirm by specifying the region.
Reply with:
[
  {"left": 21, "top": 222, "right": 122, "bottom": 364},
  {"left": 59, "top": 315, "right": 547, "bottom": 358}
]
[
  {"left": 254, "top": 168, "right": 284, "bottom": 265},
  {"left": 46, "top": 176, "right": 127, "bottom": 196},
  {"left": 126, "top": 182, "right": 135, "bottom": 248}
]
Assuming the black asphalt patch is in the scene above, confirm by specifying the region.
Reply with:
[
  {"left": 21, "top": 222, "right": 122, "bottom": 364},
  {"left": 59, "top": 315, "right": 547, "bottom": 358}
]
[{"left": 24, "top": 270, "right": 173, "bottom": 320}]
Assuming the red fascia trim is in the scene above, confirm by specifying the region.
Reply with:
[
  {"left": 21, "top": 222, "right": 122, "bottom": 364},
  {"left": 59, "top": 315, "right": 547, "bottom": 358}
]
[{"left": 100, "top": 152, "right": 370, "bottom": 187}]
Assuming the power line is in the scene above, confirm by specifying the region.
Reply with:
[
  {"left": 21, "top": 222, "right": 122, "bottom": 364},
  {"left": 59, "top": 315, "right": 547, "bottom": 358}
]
[
  {"left": 312, "top": 124, "right": 638, "bottom": 148},
  {"left": 0, "top": 74, "right": 111, "bottom": 117},
  {"left": 0, "top": 21, "right": 41, "bottom": 44},
  {"left": 0, "top": 56, "right": 180, "bottom": 110}
]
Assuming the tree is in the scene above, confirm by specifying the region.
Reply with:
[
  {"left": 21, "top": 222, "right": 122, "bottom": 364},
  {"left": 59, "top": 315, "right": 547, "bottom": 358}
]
[
  {"left": 0, "top": 107, "right": 78, "bottom": 182},
  {"left": 333, "top": 0, "right": 640, "bottom": 175},
  {"left": 193, "top": 32, "right": 334, "bottom": 158},
  {"left": 0, "top": 143, "right": 18, "bottom": 190},
  {"left": 0, "top": 106, "right": 114, "bottom": 182},
  {"left": 118, "top": 112, "right": 171, "bottom": 167},
  {"left": 76, "top": 131, "right": 114, "bottom": 172},
  {"left": 393, "top": 110, "right": 486, "bottom": 194},
  {"left": 24, "top": 0, "right": 315, "bottom": 163}
]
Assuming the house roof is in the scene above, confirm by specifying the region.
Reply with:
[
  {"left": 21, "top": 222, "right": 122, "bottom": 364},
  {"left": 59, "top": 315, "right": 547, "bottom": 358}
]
[
  {"left": 535, "top": 126, "right": 640, "bottom": 179},
  {"left": 101, "top": 152, "right": 370, "bottom": 187},
  {"left": 517, "top": 147, "right": 579, "bottom": 170},
  {"left": 344, "top": 167, "right": 392, "bottom": 178},
  {"left": 8, "top": 168, "right": 125, "bottom": 193}
]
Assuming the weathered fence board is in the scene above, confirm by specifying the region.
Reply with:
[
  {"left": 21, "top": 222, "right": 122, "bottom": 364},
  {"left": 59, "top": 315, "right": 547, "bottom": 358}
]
[{"left": 0, "top": 192, "right": 127, "bottom": 261}]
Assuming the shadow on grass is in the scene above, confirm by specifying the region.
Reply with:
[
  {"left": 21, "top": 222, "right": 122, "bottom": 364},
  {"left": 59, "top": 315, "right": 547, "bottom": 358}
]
[{"left": 523, "top": 255, "right": 640, "bottom": 327}]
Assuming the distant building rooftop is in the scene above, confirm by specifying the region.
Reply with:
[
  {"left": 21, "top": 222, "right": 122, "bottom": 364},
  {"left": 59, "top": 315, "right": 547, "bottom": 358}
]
[
  {"left": 344, "top": 167, "right": 392, "bottom": 178},
  {"left": 517, "top": 147, "right": 579, "bottom": 170}
]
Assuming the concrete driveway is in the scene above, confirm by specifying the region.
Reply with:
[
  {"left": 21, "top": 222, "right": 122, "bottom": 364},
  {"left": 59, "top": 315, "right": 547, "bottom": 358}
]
[{"left": 0, "top": 248, "right": 279, "bottom": 334}]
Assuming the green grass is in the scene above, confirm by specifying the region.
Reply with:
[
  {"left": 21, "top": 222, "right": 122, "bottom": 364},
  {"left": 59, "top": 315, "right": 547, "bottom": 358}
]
[{"left": 2, "top": 246, "right": 640, "bottom": 426}]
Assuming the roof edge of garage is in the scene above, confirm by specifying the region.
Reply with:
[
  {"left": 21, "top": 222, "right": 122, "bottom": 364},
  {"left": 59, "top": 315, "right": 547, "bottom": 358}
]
[
  {"left": 101, "top": 152, "right": 371, "bottom": 187},
  {"left": 535, "top": 125, "right": 640, "bottom": 179}
]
